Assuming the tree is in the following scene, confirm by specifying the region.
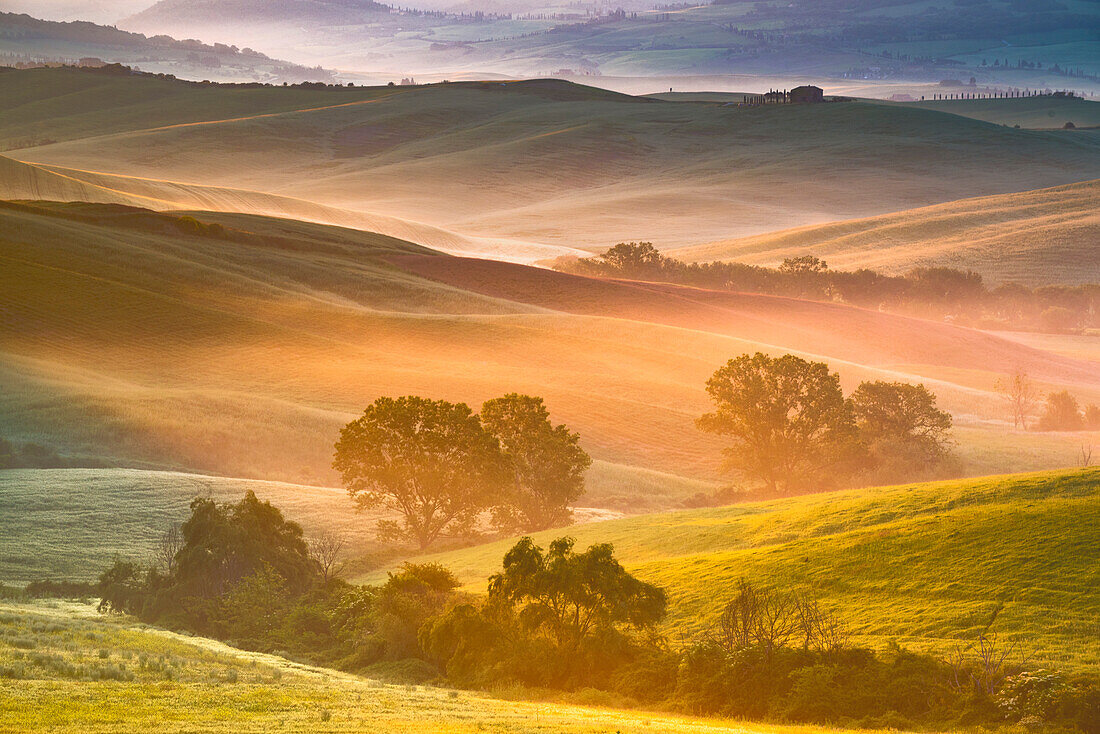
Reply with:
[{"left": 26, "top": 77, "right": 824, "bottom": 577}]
[
  {"left": 307, "top": 529, "right": 347, "bottom": 582},
  {"left": 1085, "top": 404, "right": 1100, "bottom": 430},
  {"left": 779, "top": 255, "right": 828, "bottom": 274},
  {"left": 174, "top": 491, "right": 318, "bottom": 599},
  {"left": 1037, "top": 391, "right": 1084, "bottom": 431},
  {"left": 488, "top": 536, "right": 666, "bottom": 651},
  {"left": 153, "top": 523, "right": 184, "bottom": 576},
  {"left": 596, "top": 241, "right": 664, "bottom": 275},
  {"left": 849, "top": 381, "right": 953, "bottom": 475},
  {"left": 333, "top": 396, "right": 505, "bottom": 549},
  {"left": 480, "top": 394, "right": 592, "bottom": 532},
  {"left": 697, "top": 353, "right": 855, "bottom": 493},
  {"left": 995, "top": 370, "right": 1039, "bottom": 430}
]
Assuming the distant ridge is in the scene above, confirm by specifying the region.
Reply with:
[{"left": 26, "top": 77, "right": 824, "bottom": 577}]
[{"left": 671, "top": 179, "right": 1100, "bottom": 285}]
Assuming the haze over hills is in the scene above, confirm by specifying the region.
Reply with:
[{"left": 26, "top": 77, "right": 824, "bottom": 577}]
[
  {"left": 112, "top": 0, "right": 1100, "bottom": 92},
  {"left": 5, "top": 67, "right": 1100, "bottom": 256},
  {"left": 0, "top": 12, "right": 335, "bottom": 84},
  {"left": 2, "top": 200, "right": 1097, "bottom": 495},
  {"left": 672, "top": 179, "right": 1100, "bottom": 285}
]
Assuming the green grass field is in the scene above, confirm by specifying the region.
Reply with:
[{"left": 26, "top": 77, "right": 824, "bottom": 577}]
[
  {"left": 0, "top": 599, "right": 870, "bottom": 734},
  {"left": 372, "top": 467, "right": 1100, "bottom": 672},
  {"left": 0, "top": 461, "right": 709, "bottom": 584}
]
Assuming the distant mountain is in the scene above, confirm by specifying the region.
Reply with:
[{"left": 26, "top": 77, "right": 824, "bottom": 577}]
[
  {"left": 114, "top": 0, "right": 1099, "bottom": 90},
  {"left": 125, "top": 0, "right": 391, "bottom": 28},
  {"left": 0, "top": 11, "right": 337, "bottom": 83}
]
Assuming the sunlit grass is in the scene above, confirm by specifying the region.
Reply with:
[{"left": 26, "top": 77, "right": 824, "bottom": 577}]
[
  {"left": 379, "top": 467, "right": 1100, "bottom": 672},
  {"left": 0, "top": 600, "right": 883, "bottom": 733}
]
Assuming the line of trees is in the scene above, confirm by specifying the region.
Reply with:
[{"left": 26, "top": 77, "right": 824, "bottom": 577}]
[
  {"left": 333, "top": 394, "right": 591, "bottom": 549},
  {"left": 698, "top": 352, "right": 955, "bottom": 493},
  {"left": 556, "top": 243, "right": 1100, "bottom": 333},
  {"left": 95, "top": 499, "right": 1100, "bottom": 733}
]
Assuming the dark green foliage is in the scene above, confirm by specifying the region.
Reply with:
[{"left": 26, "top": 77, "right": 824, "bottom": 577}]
[
  {"left": 480, "top": 394, "right": 592, "bottom": 532},
  {"left": 333, "top": 396, "right": 506, "bottom": 549},
  {"left": 175, "top": 491, "right": 317, "bottom": 599},
  {"left": 423, "top": 537, "right": 667, "bottom": 690},
  {"left": 489, "top": 537, "right": 666, "bottom": 649}
]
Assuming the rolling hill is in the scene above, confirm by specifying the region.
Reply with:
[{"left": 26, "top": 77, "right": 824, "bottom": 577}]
[
  {"left": 670, "top": 179, "right": 1100, "bottom": 285},
  {"left": 2, "top": 200, "right": 1097, "bottom": 496},
  {"left": 6, "top": 67, "right": 1100, "bottom": 255},
  {"left": 370, "top": 467, "right": 1100, "bottom": 672}
]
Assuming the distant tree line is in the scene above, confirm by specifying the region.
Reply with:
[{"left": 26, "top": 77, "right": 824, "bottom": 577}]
[
  {"left": 0, "top": 437, "right": 107, "bottom": 470},
  {"left": 556, "top": 243, "right": 1099, "bottom": 334},
  {"left": 96, "top": 497, "right": 1100, "bottom": 733}
]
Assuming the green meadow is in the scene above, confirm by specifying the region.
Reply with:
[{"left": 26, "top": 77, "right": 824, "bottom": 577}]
[{"left": 373, "top": 467, "right": 1100, "bottom": 672}]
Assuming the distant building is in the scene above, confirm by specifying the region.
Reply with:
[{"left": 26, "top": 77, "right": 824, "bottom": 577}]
[
  {"left": 790, "top": 85, "right": 823, "bottom": 103},
  {"left": 78, "top": 57, "right": 105, "bottom": 68}
]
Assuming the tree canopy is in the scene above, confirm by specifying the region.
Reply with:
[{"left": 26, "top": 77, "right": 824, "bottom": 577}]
[
  {"left": 488, "top": 536, "right": 667, "bottom": 650},
  {"left": 333, "top": 396, "right": 505, "bottom": 549},
  {"left": 697, "top": 352, "right": 855, "bottom": 493},
  {"left": 480, "top": 393, "right": 591, "bottom": 532}
]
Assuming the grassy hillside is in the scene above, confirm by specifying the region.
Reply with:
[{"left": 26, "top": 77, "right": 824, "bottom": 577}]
[
  {"left": 0, "top": 599, "right": 843, "bottom": 733},
  {"left": 896, "top": 95, "right": 1100, "bottom": 130},
  {"left": 6, "top": 68, "right": 1100, "bottom": 256},
  {"left": 0, "top": 462, "right": 704, "bottom": 584},
  {"left": 2, "top": 200, "right": 1097, "bottom": 490},
  {"left": 377, "top": 467, "right": 1100, "bottom": 672},
  {"left": 671, "top": 179, "right": 1100, "bottom": 284}
]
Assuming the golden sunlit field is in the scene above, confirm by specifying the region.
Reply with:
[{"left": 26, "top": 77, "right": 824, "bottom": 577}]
[
  {"left": 3, "top": 200, "right": 1098, "bottom": 488},
  {"left": 672, "top": 179, "right": 1100, "bottom": 285}
]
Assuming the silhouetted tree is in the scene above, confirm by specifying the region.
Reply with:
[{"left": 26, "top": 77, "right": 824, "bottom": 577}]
[
  {"left": 175, "top": 491, "right": 317, "bottom": 599},
  {"left": 1037, "top": 391, "right": 1084, "bottom": 431},
  {"left": 697, "top": 353, "right": 855, "bottom": 493},
  {"left": 480, "top": 394, "right": 591, "bottom": 532},
  {"left": 488, "top": 536, "right": 666, "bottom": 650},
  {"left": 597, "top": 241, "right": 663, "bottom": 275},
  {"left": 307, "top": 529, "right": 347, "bottom": 582},
  {"left": 333, "top": 396, "right": 505, "bottom": 549},
  {"left": 153, "top": 523, "right": 184, "bottom": 576}
]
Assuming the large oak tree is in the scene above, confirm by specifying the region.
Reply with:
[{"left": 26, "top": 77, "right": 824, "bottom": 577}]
[
  {"left": 697, "top": 352, "right": 854, "bottom": 493},
  {"left": 333, "top": 396, "right": 505, "bottom": 549}
]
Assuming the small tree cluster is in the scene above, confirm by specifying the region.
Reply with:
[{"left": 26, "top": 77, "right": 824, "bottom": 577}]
[
  {"left": 698, "top": 352, "right": 954, "bottom": 493},
  {"left": 1037, "top": 390, "right": 1100, "bottom": 432},
  {"left": 333, "top": 394, "right": 591, "bottom": 549}
]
